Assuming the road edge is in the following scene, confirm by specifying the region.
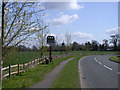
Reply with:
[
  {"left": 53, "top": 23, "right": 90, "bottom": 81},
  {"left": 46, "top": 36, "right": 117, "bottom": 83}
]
[{"left": 78, "top": 56, "right": 89, "bottom": 88}]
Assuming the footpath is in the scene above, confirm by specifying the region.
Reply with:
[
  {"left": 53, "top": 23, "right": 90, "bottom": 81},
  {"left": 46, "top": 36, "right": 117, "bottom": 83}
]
[{"left": 30, "top": 57, "right": 74, "bottom": 88}]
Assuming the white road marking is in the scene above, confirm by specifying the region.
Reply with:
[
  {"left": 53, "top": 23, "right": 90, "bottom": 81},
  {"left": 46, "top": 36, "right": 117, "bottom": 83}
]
[
  {"left": 103, "top": 65, "right": 113, "bottom": 71},
  {"left": 117, "top": 72, "right": 120, "bottom": 74},
  {"left": 94, "top": 58, "right": 97, "bottom": 62},
  {"left": 94, "top": 57, "right": 120, "bottom": 75},
  {"left": 98, "top": 62, "right": 102, "bottom": 65}
]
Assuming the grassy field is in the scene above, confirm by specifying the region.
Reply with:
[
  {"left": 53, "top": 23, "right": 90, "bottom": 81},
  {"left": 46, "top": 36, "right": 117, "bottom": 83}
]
[
  {"left": 3, "top": 51, "right": 118, "bottom": 67},
  {"left": 3, "top": 51, "right": 66, "bottom": 67},
  {"left": 52, "top": 55, "right": 84, "bottom": 88},
  {"left": 109, "top": 56, "right": 120, "bottom": 63},
  {"left": 2, "top": 55, "right": 74, "bottom": 88}
]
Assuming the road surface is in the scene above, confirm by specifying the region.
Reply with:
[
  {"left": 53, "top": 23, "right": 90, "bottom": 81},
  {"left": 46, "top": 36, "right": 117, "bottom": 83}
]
[{"left": 78, "top": 55, "right": 119, "bottom": 88}]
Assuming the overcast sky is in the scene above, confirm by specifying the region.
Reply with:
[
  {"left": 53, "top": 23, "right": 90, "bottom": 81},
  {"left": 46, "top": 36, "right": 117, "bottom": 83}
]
[{"left": 40, "top": 2, "right": 118, "bottom": 45}]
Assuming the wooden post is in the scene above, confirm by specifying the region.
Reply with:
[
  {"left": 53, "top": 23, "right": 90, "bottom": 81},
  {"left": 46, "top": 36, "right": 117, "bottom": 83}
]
[
  {"left": 37, "top": 59, "right": 39, "bottom": 65},
  {"left": 28, "top": 62, "right": 29, "bottom": 69},
  {"left": 36, "top": 60, "right": 37, "bottom": 65},
  {"left": 39, "top": 59, "right": 40, "bottom": 64},
  {"left": 9, "top": 64, "right": 11, "bottom": 79},
  {"left": 23, "top": 63, "right": 24, "bottom": 71},
  {"left": 49, "top": 45, "right": 52, "bottom": 62},
  {"left": 34, "top": 60, "right": 35, "bottom": 66},
  {"left": 18, "top": 64, "right": 19, "bottom": 75},
  {"left": 31, "top": 61, "right": 32, "bottom": 68}
]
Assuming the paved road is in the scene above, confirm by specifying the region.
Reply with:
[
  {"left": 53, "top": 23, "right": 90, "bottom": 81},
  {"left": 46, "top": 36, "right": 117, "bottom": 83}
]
[
  {"left": 30, "top": 57, "right": 74, "bottom": 88},
  {"left": 78, "top": 55, "right": 119, "bottom": 88}
]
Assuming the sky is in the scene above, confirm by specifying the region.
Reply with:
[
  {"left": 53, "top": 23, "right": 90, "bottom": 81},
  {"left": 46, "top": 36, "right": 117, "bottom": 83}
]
[
  {"left": 0, "top": 1, "right": 118, "bottom": 47},
  {"left": 39, "top": 2, "right": 118, "bottom": 45}
]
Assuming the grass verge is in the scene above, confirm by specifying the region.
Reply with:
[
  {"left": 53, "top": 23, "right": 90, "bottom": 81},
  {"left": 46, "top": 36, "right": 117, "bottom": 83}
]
[
  {"left": 52, "top": 55, "right": 85, "bottom": 88},
  {"left": 2, "top": 55, "right": 74, "bottom": 88},
  {"left": 109, "top": 56, "right": 120, "bottom": 63}
]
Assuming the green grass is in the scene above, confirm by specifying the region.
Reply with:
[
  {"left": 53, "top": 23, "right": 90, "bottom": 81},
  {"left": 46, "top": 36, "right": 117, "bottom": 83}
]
[
  {"left": 52, "top": 55, "right": 84, "bottom": 88},
  {"left": 109, "top": 56, "right": 120, "bottom": 63},
  {"left": 3, "top": 51, "right": 117, "bottom": 67},
  {"left": 3, "top": 51, "right": 66, "bottom": 67},
  {"left": 2, "top": 55, "right": 74, "bottom": 88},
  {"left": 70, "top": 51, "right": 118, "bottom": 55}
]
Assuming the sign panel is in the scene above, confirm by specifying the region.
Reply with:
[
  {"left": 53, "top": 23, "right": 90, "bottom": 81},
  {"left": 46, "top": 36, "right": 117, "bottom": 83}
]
[{"left": 47, "top": 36, "right": 55, "bottom": 45}]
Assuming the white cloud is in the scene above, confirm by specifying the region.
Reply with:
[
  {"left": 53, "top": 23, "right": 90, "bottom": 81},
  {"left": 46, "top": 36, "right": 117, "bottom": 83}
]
[
  {"left": 73, "top": 32, "right": 93, "bottom": 39},
  {"left": 46, "top": 32, "right": 94, "bottom": 44},
  {"left": 106, "top": 27, "right": 118, "bottom": 35},
  {"left": 57, "top": 12, "right": 64, "bottom": 16},
  {"left": 39, "top": 0, "right": 84, "bottom": 10},
  {"left": 73, "top": 32, "right": 93, "bottom": 43},
  {"left": 47, "top": 14, "right": 78, "bottom": 27}
]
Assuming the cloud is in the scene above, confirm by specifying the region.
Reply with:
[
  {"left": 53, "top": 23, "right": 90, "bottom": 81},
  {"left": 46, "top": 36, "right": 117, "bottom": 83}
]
[
  {"left": 106, "top": 27, "right": 118, "bottom": 35},
  {"left": 73, "top": 32, "right": 93, "bottom": 39},
  {"left": 46, "top": 32, "right": 94, "bottom": 44},
  {"left": 47, "top": 14, "right": 78, "bottom": 27},
  {"left": 57, "top": 12, "right": 64, "bottom": 16},
  {"left": 73, "top": 32, "right": 93, "bottom": 43},
  {"left": 40, "top": 1, "right": 84, "bottom": 10}
]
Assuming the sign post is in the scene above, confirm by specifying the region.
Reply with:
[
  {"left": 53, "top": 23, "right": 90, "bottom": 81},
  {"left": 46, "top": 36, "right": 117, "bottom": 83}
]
[{"left": 47, "top": 36, "right": 55, "bottom": 62}]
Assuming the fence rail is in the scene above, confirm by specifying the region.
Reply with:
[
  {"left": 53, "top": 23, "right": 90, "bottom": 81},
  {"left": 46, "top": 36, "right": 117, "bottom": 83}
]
[
  {"left": 2, "top": 54, "right": 73, "bottom": 79},
  {"left": 2, "top": 57, "right": 47, "bottom": 79}
]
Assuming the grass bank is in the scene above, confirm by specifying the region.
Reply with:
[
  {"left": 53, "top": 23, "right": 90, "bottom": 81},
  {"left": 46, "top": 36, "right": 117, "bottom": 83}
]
[
  {"left": 52, "top": 55, "right": 85, "bottom": 88},
  {"left": 109, "top": 56, "right": 120, "bottom": 63},
  {"left": 2, "top": 55, "right": 74, "bottom": 88}
]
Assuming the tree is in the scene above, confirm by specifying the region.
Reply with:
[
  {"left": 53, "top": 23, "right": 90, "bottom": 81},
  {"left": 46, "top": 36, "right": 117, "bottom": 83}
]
[
  {"left": 35, "top": 22, "right": 49, "bottom": 57},
  {"left": 2, "top": 2, "right": 47, "bottom": 61},
  {"left": 103, "top": 39, "right": 108, "bottom": 51},
  {"left": 91, "top": 40, "right": 99, "bottom": 51},
  {"left": 65, "top": 32, "right": 71, "bottom": 54},
  {"left": 72, "top": 42, "right": 79, "bottom": 51},
  {"left": 110, "top": 34, "right": 120, "bottom": 51},
  {"left": 84, "top": 41, "right": 91, "bottom": 51}
]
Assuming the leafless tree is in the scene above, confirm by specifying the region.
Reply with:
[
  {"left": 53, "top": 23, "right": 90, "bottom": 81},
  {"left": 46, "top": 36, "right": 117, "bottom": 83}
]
[
  {"left": 35, "top": 22, "right": 49, "bottom": 58},
  {"left": 2, "top": 2, "right": 47, "bottom": 60},
  {"left": 65, "top": 32, "right": 71, "bottom": 54}
]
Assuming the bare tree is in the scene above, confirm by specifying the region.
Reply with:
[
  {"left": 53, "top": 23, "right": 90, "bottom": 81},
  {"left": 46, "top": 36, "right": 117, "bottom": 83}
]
[
  {"left": 65, "top": 32, "right": 71, "bottom": 54},
  {"left": 35, "top": 21, "right": 49, "bottom": 57},
  {"left": 2, "top": 2, "right": 47, "bottom": 61}
]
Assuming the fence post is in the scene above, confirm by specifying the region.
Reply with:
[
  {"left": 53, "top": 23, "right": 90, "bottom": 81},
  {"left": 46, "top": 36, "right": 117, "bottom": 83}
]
[
  {"left": 23, "top": 63, "right": 24, "bottom": 71},
  {"left": 31, "top": 61, "right": 32, "bottom": 68},
  {"left": 9, "top": 64, "right": 11, "bottom": 79},
  {"left": 37, "top": 59, "right": 38, "bottom": 65},
  {"left": 34, "top": 60, "right": 35, "bottom": 66},
  {"left": 39, "top": 59, "right": 40, "bottom": 64},
  {"left": 18, "top": 64, "right": 19, "bottom": 75},
  {"left": 28, "top": 62, "right": 29, "bottom": 69}
]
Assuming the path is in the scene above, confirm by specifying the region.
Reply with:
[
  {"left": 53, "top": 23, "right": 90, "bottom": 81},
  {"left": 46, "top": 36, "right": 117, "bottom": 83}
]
[{"left": 30, "top": 57, "right": 74, "bottom": 88}]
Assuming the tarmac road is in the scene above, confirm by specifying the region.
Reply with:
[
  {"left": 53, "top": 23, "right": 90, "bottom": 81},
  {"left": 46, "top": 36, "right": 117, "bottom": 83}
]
[{"left": 78, "top": 55, "right": 119, "bottom": 88}]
